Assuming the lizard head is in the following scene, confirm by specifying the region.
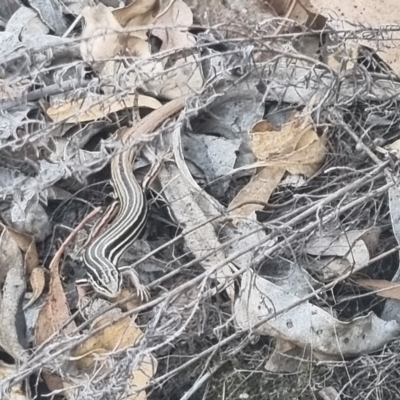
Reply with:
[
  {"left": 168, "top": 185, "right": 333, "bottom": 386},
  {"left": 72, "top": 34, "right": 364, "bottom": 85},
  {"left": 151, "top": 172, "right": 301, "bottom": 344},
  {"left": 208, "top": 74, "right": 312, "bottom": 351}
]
[{"left": 87, "top": 260, "right": 122, "bottom": 298}]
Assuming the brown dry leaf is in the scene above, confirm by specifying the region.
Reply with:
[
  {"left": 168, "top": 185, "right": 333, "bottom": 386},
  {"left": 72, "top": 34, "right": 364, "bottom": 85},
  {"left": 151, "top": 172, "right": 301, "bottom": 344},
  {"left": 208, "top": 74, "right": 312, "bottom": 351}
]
[
  {"left": 250, "top": 118, "right": 308, "bottom": 159},
  {"left": 46, "top": 94, "right": 162, "bottom": 124},
  {"left": 80, "top": 4, "right": 124, "bottom": 65},
  {"left": 0, "top": 228, "right": 27, "bottom": 362},
  {"left": 24, "top": 267, "right": 46, "bottom": 309},
  {"left": 150, "top": 0, "right": 203, "bottom": 99},
  {"left": 34, "top": 257, "right": 76, "bottom": 347},
  {"left": 0, "top": 227, "right": 21, "bottom": 285},
  {"left": 229, "top": 114, "right": 326, "bottom": 223},
  {"left": 71, "top": 316, "right": 143, "bottom": 370},
  {"left": 260, "top": 132, "right": 327, "bottom": 176},
  {"left": 34, "top": 255, "right": 76, "bottom": 392},
  {"left": 3, "top": 225, "right": 39, "bottom": 274},
  {"left": 126, "top": 354, "right": 157, "bottom": 400},
  {"left": 355, "top": 279, "right": 400, "bottom": 300},
  {"left": 110, "top": 0, "right": 202, "bottom": 99},
  {"left": 229, "top": 167, "right": 285, "bottom": 223},
  {"left": 117, "top": 288, "right": 143, "bottom": 314}
]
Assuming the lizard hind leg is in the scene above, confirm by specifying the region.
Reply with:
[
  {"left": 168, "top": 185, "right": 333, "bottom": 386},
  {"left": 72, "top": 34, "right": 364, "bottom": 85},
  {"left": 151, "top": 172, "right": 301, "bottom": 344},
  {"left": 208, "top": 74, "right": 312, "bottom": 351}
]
[{"left": 120, "top": 267, "right": 150, "bottom": 301}]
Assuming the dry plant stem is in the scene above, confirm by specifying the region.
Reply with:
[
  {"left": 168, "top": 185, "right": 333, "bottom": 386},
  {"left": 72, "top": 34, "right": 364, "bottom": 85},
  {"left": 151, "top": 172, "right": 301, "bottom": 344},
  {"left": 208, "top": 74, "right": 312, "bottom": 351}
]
[
  {"left": 12, "top": 164, "right": 395, "bottom": 366},
  {"left": 6, "top": 237, "right": 398, "bottom": 392},
  {"left": 331, "top": 111, "right": 382, "bottom": 165},
  {"left": 137, "top": 163, "right": 388, "bottom": 284},
  {"left": 49, "top": 207, "right": 102, "bottom": 270},
  {"left": 147, "top": 245, "right": 400, "bottom": 391},
  {"left": 30, "top": 162, "right": 392, "bottom": 347},
  {"left": 0, "top": 78, "right": 99, "bottom": 110},
  {"left": 3, "top": 162, "right": 392, "bottom": 388},
  {"left": 273, "top": 0, "right": 297, "bottom": 36},
  {"left": 179, "top": 361, "right": 228, "bottom": 400},
  {"left": 112, "top": 180, "right": 398, "bottom": 392}
]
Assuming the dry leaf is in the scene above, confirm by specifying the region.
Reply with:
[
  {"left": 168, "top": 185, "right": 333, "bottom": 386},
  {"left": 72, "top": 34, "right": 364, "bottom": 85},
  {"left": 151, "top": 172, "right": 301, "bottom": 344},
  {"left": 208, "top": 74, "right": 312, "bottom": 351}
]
[
  {"left": 3, "top": 225, "right": 39, "bottom": 274},
  {"left": 356, "top": 279, "right": 400, "bottom": 300},
  {"left": 80, "top": 4, "right": 124, "bottom": 65},
  {"left": 150, "top": 0, "right": 203, "bottom": 98},
  {"left": 381, "top": 179, "right": 400, "bottom": 325},
  {"left": 265, "top": 0, "right": 310, "bottom": 22},
  {"left": 159, "top": 162, "right": 237, "bottom": 300},
  {"left": 382, "top": 138, "right": 400, "bottom": 161},
  {"left": 153, "top": 0, "right": 194, "bottom": 51},
  {"left": 34, "top": 254, "right": 77, "bottom": 392},
  {"left": 229, "top": 166, "right": 285, "bottom": 223},
  {"left": 34, "top": 257, "right": 76, "bottom": 346},
  {"left": 265, "top": 338, "right": 310, "bottom": 373},
  {"left": 109, "top": 0, "right": 202, "bottom": 99},
  {"left": 0, "top": 79, "right": 31, "bottom": 102},
  {"left": 229, "top": 114, "right": 326, "bottom": 223},
  {"left": 0, "top": 227, "right": 23, "bottom": 285},
  {"left": 319, "top": 387, "right": 341, "bottom": 400},
  {"left": 153, "top": 54, "right": 204, "bottom": 99},
  {"left": 0, "top": 227, "right": 27, "bottom": 362},
  {"left": 306, "top": 228, "right": 381, "bottom": 270},
  {"left": 250, "top": 118, "right": 308, "bottom": 159},
  {"left": 322, "top": 40, "right": 359, "bottom": 72},
  {"left": 117, "top": 288, "right": 143, "bottom": 313},
  {"left": 24, "top": 267, "right": 46, "bottom": 309},
  {"left": 264, "top": 132, "right": 326, "bottom": 176},
  {"left": 113, "top": 0, "right": 158, "bottom": 29},
  {"left": 71, "top": 316, "right": 143, "bottom": 370},
  {"left": 235, "top": 271, "right": 400, "bottom": 358},
  {"left": 46, "top": 94, "right": 162, "bottom": 123},
  {"left": 308, "top": 256, "right": 351, "bottom": 281},
  {"left": 113, "top": 0, "right": 158, "bottom": 57},
  {"left": 126, "top": 354, "right": 157, "bottom": 400}
]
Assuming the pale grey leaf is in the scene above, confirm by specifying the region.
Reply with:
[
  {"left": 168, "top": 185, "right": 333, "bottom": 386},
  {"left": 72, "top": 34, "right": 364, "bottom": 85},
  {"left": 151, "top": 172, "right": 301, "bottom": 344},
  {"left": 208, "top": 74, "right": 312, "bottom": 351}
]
[
  {"left": 28, "top": 0, "right": 68, "bottom": 35},
  {"left": 5, "top": 6, "right": 49, "bottom": 39},
  {"left": 235, "top": 271, "right": 400, "bottom": 358}
]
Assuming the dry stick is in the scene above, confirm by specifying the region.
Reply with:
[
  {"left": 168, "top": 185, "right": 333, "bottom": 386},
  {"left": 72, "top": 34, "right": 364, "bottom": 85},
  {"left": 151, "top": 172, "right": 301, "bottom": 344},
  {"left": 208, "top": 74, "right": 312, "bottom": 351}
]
[
  {"left": 179, "top": 361, "right": 228, "bottom": 400},
  {"left": 70, "top": 172, "right": 395, "bottom": 376},
  {"left": 273, "top": 0, "right": 297, "bottom": 36},
  {"left": 17, "top": 161, "right": 390, "bottom": 380},
  {"left": 141, "top": 180, "right": 396, "bottom": 390},
  {"left": 4, "top": 162, "right": 391, "bottom": 388},
  {"left": 0, "top": 77, "right": 99, "bottom": 110},
  {"left": 49, "top": 206, "right": 102, "bottom": 269},
  {"left": 73, "top": 159, "right": 388, "bottom": 336},
  {"left": 331, "top": 111, "right": 382, "bottom": 166},
  {"left": 141, "top": 163, "right": 388, "bottom": 285}
]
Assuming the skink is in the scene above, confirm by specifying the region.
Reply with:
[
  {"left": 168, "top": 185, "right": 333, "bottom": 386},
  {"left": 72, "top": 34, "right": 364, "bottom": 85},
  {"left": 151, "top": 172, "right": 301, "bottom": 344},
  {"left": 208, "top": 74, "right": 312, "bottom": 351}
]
[{"left": 83, "top": 98, "right": 185, "bottom": 298}]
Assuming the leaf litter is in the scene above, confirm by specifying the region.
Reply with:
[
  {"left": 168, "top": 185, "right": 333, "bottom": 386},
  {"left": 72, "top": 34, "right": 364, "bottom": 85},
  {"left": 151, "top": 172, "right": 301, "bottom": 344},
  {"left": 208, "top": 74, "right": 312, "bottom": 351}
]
[{"left": 2, "top": 0, "right": 400, "bottom": 399}]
